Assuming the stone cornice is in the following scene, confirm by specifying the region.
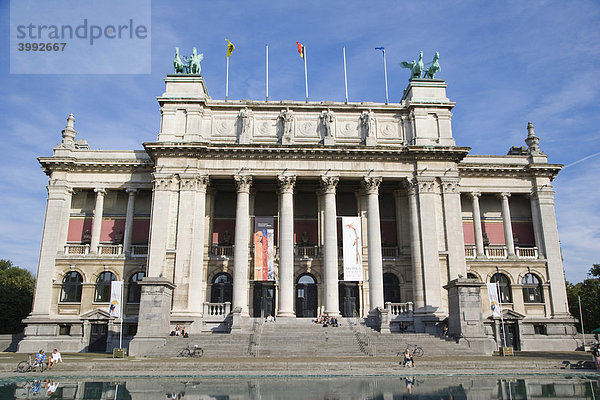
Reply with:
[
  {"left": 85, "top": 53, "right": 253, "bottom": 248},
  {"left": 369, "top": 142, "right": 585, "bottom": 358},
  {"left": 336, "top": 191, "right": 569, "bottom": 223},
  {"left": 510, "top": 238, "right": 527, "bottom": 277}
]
[
  {"left": 458, "top": 163, "right": 562, "bottom": 180},
  {"left": 142, "top": 142, "right": 471, "bottom": 163},
  {"left": 38, "top": 156, "right": 154, "bottom": 176}
]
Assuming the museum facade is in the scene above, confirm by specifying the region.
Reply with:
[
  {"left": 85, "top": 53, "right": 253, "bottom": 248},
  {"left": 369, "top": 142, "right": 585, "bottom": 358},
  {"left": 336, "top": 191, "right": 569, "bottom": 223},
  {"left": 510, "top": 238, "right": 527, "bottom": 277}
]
[{"left": 19, "top": 73, "right": 577, "bottom": 354}]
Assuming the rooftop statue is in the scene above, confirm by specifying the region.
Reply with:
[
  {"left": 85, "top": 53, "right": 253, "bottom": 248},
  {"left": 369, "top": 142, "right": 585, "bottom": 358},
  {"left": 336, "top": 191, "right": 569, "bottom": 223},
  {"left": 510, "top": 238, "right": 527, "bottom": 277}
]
[
  {"left": 423, "top": 52, "right": 441, "bottom": 79},
  {"left": 401, "top": 51, "right": 424, "bottom": 81},
  {"left": 173, "top": 47, "right": 204, "bottom": 74}
]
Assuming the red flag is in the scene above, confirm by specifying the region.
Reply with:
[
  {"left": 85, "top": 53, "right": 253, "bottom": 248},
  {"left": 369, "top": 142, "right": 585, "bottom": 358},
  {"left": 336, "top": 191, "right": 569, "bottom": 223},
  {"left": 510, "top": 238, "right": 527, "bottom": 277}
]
[{"left": 296, "top": 41, "right": 305, "bottom": 58}]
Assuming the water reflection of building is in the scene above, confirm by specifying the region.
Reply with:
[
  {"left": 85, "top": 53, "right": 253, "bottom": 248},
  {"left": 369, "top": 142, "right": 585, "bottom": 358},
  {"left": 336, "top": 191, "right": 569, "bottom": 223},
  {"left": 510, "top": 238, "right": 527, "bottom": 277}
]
[
  {"left": 8, "top": 377, "right": 598, "bottom": 400},
  {"left": 19, "top": 72, "right": 577, "bottom": 355}
]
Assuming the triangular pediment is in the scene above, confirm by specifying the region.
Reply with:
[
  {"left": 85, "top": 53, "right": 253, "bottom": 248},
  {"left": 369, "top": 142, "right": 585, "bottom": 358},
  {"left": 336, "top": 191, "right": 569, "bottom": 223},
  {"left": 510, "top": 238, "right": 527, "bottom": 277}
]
[
  {"left": 80, "top": 308, "right": 112, "bottom": 320},
  {"left": 487, "top": 309, "right": 525, "bottom": 321}
]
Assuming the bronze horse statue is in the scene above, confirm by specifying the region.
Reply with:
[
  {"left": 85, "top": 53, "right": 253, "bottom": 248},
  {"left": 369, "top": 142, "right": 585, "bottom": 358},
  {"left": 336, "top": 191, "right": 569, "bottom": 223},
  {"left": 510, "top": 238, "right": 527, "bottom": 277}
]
[{"left": 424, "top": 52, "right": 440, "bottom": 79}]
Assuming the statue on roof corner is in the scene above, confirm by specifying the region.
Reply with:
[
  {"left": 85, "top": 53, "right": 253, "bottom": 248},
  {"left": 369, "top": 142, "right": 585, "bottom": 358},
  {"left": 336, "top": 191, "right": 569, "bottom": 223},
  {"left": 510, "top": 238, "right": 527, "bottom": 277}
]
[
  {"left": 401, "top": 51, "right": 424, "bottom": 80},
  {"left": 173, "top": 47, "right": 204, "bottom": 74},
  {"left": 423, "top": 52, "right": 440, "bottom": 79}
]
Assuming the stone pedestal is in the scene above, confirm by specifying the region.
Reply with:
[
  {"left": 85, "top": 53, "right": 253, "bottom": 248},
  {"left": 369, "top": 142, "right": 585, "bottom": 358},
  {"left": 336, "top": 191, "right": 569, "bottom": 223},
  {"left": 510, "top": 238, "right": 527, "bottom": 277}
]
[
  {"left": 444, "top": 278, "right": 494, "bottom": 355},
  {"left": 129, "top": 277, "right": 175, "bottom": 356}
]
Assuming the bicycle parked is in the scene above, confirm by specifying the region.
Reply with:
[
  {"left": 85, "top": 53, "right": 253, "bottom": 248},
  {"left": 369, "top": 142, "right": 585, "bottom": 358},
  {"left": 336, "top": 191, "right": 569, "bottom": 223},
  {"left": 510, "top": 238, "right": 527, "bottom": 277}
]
[
  {"left": 17, "top": 354, "right": 45, "bottom": 373},
  {"left": 177, "top": 344, "right": 203, "bottom": 357},
  {"left": 402, "top": 343, "right": 424, "bottom": 357}
]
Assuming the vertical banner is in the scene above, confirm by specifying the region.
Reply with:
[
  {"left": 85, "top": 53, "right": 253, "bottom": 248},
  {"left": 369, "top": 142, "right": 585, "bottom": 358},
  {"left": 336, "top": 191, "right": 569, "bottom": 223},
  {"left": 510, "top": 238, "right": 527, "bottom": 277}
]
[
  {"left": 254, "top": 217, "right": 275, "bottom": 281},
  {"left": 486, "top": 283, "right": 502, "bottom": 318},
  {"left": 109, "top": 281, "right": 123, "bottom": 318},
  {"left": 342, "top": 217, "right": 363, "bottom": 281}
]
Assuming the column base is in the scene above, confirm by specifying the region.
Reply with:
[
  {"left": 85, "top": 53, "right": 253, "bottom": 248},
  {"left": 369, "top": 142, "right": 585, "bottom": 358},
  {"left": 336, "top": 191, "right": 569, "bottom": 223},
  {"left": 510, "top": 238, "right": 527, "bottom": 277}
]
[{"left": 276, "top": 311, "right": 296, "bottom": 318}]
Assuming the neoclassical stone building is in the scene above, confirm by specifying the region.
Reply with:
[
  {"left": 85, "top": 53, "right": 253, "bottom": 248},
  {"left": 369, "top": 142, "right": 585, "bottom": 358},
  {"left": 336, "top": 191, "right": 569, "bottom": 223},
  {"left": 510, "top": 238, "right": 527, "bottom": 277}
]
[{"left": 19, "top": 73, "right": 577, "bottom": 354}]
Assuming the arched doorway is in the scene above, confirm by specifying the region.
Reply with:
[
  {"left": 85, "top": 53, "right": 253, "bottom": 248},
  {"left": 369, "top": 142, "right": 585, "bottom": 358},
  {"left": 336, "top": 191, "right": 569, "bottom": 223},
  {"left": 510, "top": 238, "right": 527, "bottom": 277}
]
[
  {"left": 383, "top": 273, "right": 401, "bottom": 303},
  {"left": 211, "top": 273, "right": 233, "bottom": 303},
  {"left": 296, "top": 274, "right": 318, "bottom": 317},
  {"left": 339, "top": 275, "right": 359, "bottom": 317},
  {"left": 253, "top": 282, "right": 275, "bottom": 318}
]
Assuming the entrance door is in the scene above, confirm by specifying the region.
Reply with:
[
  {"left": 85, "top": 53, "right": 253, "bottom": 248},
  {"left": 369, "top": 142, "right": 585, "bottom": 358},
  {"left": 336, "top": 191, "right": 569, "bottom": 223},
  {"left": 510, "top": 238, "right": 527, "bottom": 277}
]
[
  {"left": 253, "top": 282, "right": 275, "bottom": 318},
  {"left": 211, "top": 273, "right": 233, "bottom": 303},
  {"left": 339, "top": 282, "right": 359, "bottom": 317},
  {"left": 88, "top": 323, "right": 108, "bottom": 352},
  {"left": 503, "top": 323, "right": 520, "bottom": 350},
  {"left": 296, "top": 274, "right": 318, "bottom": 317}
]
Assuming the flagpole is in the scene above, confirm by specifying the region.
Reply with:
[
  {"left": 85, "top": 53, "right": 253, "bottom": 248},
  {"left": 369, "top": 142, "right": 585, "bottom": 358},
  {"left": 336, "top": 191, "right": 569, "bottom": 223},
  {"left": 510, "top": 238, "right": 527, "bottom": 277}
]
[
  {"left": 303, "top": 45, "right": 309, "bottom": 103},
  {"left": 266, "top": 44, "right": 269, "bottom": 102},
  {"left": 382, "top": 49, "right": 389, "bottom": 104},
  {"left": 226, "top": 56, "right": 230, "bottom": 102},
  {"left": 497, "top": 282, "right": 507, "bottom": 351},
  {"left": 343, "top": 46, "right": 348, "bottom": 103},
  {"left": 119, "top": 280, "right": 123, "bottom": 351}
]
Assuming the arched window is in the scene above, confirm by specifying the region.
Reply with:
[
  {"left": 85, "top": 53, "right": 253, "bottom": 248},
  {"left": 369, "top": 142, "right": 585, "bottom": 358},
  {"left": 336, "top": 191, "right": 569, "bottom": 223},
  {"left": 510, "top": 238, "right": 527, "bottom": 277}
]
[
  {"left": 211, "top": 273, "right": 233, "bottom": 303},
  {"left": 490, "top": 273, "right": 512, "bottom": 303},
  {"left": 60, "top": 271, "right": 83, "bottom": 302},
  {"left": 94, "top": 271, "right": 116, "bottom": 302},
  {"left": 522, "top": 273, "right": 543, "bottom": 303},
  {"left": 297, "top": 274, "right": 316, "bottom": 285},
  {"left": 127, "top": 271, "right": 145, "bottom": 303},
  {"left": 383, "top": 273, "right": 401, "bottom": 303}
]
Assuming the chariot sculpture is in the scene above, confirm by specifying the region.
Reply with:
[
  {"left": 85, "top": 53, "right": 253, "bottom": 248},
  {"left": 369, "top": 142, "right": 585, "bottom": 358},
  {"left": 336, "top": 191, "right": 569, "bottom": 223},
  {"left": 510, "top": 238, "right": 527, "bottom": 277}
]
[
  {"left": 173, "top": 47, "right": 204, "bottom": 74},
  {"left": 401, "top": 51, "right": 441, "bottom": 80}
]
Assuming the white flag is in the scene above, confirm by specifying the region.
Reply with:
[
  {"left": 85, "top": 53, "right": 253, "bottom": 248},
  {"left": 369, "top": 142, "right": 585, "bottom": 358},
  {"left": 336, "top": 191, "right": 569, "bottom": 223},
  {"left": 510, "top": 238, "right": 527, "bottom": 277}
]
[
  {"left": 342, "top": 217, "right": 363, "bottom": 281},
  {"left": 109, "top": 281, "right": 123, "bottom": 318},
  {"left": 486, "top": 283, "right": 502, "bottom": 318}
]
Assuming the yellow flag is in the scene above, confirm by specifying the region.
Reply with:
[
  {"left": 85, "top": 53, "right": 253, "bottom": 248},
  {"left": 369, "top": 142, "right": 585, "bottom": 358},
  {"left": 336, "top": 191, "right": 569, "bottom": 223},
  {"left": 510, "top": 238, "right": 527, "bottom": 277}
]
[{"left": 226, "top": 39, "right": 235, "bottom": 57}]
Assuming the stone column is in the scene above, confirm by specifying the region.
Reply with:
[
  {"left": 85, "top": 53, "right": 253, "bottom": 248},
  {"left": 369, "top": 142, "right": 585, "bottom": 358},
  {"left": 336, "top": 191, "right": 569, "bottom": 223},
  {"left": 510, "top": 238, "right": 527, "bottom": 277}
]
[
  {"left": 277, "top": 175, "right": 296, "bottom": 317},
  {"left": 441, "top": 179, "right": 467, "bottom": 279},
  {"left": 173, "top": 175, "right": 198, "bottom": 312},
  {"left": 189, "top": 176, "right": 209, "bottom": 315},
  {"left": 535, "top": 188, "right": 570, "bottom": 316},
  {"left": 233, "top": 175, "right": 252, "bottom": 316},
  {"left": 529, "top": 191, "right": 545, "bottom": 258},
  {"left": 392, "top": 189, "right": 406, "bottom": 253},
  {"left": 147, "top": 174, "right": 176, "bottom": 277},
  {"left": 320, "top": 175, "right": 340, "bottom": 316},
  {"left": 416, "top": 178, "right": 442, "bottom": 313},
  {"left": 30, "top": 182, "right": 72, "bottom": 315},
  {"left": 469, "top": 192, "right": 486, "bottom": 259},
  {"left": 406, "top": 180, "right": 424, "bottom": 310},
  {"left": 57, "top": 187, "right": 74, "bottom": 254},
  {"left": 90, "top": 188, "right": 106, "bottom": 254},
  {"left": 499, "top": 192, "right": 516, "bottom": 258},
  {"left": 123, "top": 188, "right": 137, "bottom": 255},
  {"left": 363, "top": 176, "right": 384, "bottom": 310}
]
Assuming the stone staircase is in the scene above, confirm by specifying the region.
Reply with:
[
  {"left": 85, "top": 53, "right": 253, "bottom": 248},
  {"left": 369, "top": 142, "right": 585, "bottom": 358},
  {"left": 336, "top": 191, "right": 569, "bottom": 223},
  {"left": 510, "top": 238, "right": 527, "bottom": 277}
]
[{"left": 144, "top": 317, "right": 481, "bottom": 358}]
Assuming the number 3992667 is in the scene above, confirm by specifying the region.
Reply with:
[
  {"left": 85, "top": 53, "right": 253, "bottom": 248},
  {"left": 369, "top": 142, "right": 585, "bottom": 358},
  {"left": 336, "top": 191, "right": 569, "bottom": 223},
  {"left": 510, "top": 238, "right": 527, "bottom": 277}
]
[{"left": 18, "top": 43, "right": 67, "bottom": 51}]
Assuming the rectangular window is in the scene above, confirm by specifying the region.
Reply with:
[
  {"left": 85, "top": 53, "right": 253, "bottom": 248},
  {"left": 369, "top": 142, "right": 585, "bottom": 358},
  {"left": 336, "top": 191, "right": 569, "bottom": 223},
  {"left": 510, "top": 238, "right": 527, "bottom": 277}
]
[
  {"left": 59, "top": 324, "right": 71, "bottom": 336},
  {"left": 534, "top": 324, "right": 547, "bottom": 335}
]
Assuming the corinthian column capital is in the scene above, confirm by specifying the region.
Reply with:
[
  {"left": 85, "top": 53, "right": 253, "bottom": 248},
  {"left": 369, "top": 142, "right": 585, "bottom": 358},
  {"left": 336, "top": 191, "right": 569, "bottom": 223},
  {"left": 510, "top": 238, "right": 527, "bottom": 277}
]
[
  {"left": 234, "top": 174, "right": 253, "bottom": 193},
  {"left": 319, "top": 175, "right": 339, "bottom": 194},
  {"left": 362, "top": 176, "right": 382, "bottom": 195},
  {"left": 277, "top": 174, "right": 296, "bottom": 194}
]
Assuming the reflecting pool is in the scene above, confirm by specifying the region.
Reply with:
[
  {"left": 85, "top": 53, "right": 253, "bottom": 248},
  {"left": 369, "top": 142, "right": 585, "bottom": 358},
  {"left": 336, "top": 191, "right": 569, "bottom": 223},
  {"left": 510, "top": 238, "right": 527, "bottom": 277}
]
[{"left": 0, "top": 374, "right": 598, "bottom": 399}]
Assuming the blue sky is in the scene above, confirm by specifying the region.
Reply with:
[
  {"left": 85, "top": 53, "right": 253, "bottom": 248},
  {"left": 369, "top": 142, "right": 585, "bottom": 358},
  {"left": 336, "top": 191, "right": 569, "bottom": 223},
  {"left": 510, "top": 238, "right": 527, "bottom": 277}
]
[{"left": 1, "top": 1, "right": 599, "bottom": 282}]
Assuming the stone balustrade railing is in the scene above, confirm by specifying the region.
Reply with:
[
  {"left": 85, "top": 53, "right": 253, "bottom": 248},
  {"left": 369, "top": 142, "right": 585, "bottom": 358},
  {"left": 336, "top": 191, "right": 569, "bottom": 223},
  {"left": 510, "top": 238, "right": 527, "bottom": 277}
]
[
  {"left": 516, "top": 246, "right": 538, "bottom": 259},
  {"left": 98, "top": 244, "right": 123, "bottom": 255},
  {"left": 382, "top": 246, "right": 399, "bottom": 258},
  {"left": 385, "top": 302, "right": 414, "bottom": 318},
  {"left": 64, "top": 243, "right": 90, "bottom": 255},
  {"left": 210, "top": 245, "right": 234, "bottom": 257},
  {"left": 203, "top": 302, "right": 231, "bottom": 320},
  {"left": 464, "top": 245, "right": 476, "bottom": 259},
  {"left": 130, "top": 245, "right": 149, "bottom": 257},
  {"left": 294, "top": 245, "right": 319, "bottom": 259}
]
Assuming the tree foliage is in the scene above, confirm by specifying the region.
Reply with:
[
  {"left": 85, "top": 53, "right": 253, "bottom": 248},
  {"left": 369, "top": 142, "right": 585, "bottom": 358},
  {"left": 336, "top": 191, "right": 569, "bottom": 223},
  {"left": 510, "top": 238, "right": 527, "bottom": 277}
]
[
  {"left": 0, "top": 259, "right": 35, "bottom": 334},
  {"left": 566, "top": 264, "right": 600, "bottom": 333}
]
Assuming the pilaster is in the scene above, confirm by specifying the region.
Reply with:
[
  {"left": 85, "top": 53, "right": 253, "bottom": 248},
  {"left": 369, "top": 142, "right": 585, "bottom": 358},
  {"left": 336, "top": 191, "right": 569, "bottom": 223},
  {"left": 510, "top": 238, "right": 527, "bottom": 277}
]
[{"left": 441, "top": 179, "right": 467, "bottom": 280}]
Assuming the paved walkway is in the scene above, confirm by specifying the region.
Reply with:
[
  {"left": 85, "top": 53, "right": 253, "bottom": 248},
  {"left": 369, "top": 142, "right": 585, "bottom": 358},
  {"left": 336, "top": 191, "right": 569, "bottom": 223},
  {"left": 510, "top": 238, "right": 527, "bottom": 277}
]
[{"left": 1, "top": 351, "right": 599, "bottom": 379}]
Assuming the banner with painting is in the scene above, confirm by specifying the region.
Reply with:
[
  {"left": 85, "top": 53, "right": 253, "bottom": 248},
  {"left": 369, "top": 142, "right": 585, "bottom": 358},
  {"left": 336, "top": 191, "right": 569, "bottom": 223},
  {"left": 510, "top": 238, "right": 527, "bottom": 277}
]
[
  {"left": 254, "top": 217, "right": 275, "bottom": 281},
  {"left": 109, "top": 280, "right": 123, "bottom": 318},
  {"left": 342, "top": 217, "right": 363, "bottom": 281}
]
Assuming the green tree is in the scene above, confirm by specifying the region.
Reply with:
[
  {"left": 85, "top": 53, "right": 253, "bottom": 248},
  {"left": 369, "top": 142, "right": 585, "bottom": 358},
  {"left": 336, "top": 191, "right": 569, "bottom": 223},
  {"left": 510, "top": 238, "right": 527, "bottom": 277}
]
[
  {"left": 0, "top": 259, "right": 35, "bottom": 333},
  {"left": 566, "top": 264, "right": 600, "bottom": 333}
]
